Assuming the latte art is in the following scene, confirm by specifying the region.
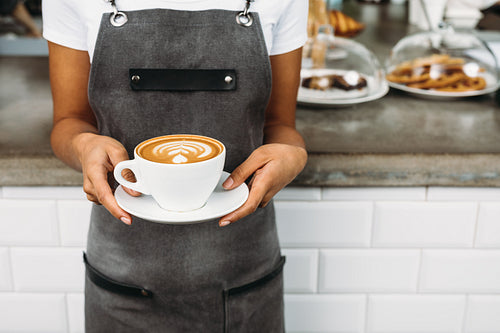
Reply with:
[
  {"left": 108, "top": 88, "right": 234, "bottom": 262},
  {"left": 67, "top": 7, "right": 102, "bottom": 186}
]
[
  {"left": 153, "top": 141, "right": 215, "bottom": 164},
  {"left": 137, "top": 135, "right": 223, "bottom": 164}
]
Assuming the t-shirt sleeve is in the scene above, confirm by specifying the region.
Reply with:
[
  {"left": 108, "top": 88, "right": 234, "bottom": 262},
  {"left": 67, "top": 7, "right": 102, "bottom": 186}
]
[
  {"left": 42, "top": 0, "right": 88, "bottom": 51},
  {"left": 269, "top": 0, "right": 308, "bottom": 56}
]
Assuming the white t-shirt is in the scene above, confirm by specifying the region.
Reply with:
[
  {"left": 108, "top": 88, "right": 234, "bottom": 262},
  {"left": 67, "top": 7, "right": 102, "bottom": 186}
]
[{"left": 42, "top": 0, "right": 308, "bottom": 61}]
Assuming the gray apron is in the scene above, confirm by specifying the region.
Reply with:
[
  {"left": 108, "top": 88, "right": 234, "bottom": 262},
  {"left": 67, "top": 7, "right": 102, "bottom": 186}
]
[{"left": 83, "top": 1, "right": 285, "bottom": 332}]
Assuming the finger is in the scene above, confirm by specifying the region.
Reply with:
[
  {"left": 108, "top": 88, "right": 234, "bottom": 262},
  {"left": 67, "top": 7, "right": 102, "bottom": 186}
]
[
  {"left": 107, "top": 144, "right": 130, "bottom": 168},
  {"left": 219, "top": 177, "right": 269, "bottom": 227},
  {"left": 83, "top": 178, "right": 100, "bottom": 204},
  {"left": 123, "top": 186, "right": 142, "bottom": 197},
  {"left": 247, "top": 174, "right": 256, "bottom": 189},
  {"left": 223, "top": 153, "right": 269, "bottom": 190},
  {"left": 86, "top": 193, "right": 100, "bottom": 205},
  {"left": 121, "top": 167, "right": 136, "bottom": 182},
  {"left": 108, "top": 146, "right": 141, "bottom": 197},
  {"left": 90, "top": 173, "right": 132, "bottom": 225},
  {"left": 121, "top": 169, "right": 141, "bottom": 196},
  {"left": 260, "top": 190, "right": 276, "bottom": 208}
]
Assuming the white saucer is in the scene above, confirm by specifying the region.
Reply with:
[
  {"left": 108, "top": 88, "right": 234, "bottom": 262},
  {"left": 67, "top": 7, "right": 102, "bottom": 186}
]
[{"left": 115, "top": 172, "right": 249, "bottom": 224}]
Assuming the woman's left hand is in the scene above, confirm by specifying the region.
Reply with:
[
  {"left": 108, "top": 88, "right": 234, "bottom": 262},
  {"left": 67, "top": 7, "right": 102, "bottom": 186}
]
[{"left": 219, "top": 143, "right": 307, "bottom": 227}]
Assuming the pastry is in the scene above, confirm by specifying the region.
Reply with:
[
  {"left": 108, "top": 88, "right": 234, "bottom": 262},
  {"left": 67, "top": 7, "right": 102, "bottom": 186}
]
[{"left": 386, "top": 55, "right": 487, "bottom": 92}]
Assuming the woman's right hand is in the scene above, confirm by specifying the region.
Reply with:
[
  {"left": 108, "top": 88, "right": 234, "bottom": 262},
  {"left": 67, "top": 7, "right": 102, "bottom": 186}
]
[{"left": 74, "top": 132, "right": 141, "bottom": 225}]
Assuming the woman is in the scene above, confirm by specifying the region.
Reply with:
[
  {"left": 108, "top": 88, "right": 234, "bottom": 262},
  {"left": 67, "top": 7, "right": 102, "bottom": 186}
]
[
  {"left": 1, "top": 0, "right": 42, "bottom": 37},
  {"left": 43, "top": 0, "right": 308, "bottom": 331}
]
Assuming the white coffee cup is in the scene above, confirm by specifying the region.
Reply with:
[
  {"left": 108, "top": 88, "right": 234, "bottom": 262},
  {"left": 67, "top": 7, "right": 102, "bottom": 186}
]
[{"left": 114, "top": 134, "right": 225, "bottom": 212}]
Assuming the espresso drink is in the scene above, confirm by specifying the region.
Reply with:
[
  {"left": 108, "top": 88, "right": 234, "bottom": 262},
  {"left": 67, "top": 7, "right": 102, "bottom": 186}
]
[{"left": 137, "top": 135, "right": 224, "bottom": 164}]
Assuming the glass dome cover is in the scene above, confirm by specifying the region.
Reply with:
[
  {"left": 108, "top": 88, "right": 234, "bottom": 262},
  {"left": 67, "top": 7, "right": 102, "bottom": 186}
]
[
  {"left": 386, "top": 25, "right": 500, "bottom": 97},
  {"left": 299, "top": 25, "right": 388, "bottom": 105}
]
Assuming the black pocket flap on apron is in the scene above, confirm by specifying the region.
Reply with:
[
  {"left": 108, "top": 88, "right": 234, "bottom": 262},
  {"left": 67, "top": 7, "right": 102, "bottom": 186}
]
[
  {"left": 83, "top": 252, "right": 153, "bottom": 298},
  {"left": 223, "top": 256, "right": 286, "bottom": 333},
  {"left": 129, "top": 68, "right": 237, "bottom": 91}
]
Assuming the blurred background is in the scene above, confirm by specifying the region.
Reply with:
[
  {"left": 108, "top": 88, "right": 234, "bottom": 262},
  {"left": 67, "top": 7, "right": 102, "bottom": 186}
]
[{"left": 1, "top": 1, "right": 500, "bottom": 332}]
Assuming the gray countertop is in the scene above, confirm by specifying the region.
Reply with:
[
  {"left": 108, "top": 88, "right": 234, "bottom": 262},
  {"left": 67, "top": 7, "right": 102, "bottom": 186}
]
[{"left": 2, "top": 1, "right": 500, "bottom": 187}]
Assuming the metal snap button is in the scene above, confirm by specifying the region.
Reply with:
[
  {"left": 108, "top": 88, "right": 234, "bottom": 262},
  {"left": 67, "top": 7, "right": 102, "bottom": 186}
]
[
  {"left": 225, "top": 76, "right": 233, "bottom": 84},
  {"left": 131, "top": 75, "right": 140, "bottom": 83}
]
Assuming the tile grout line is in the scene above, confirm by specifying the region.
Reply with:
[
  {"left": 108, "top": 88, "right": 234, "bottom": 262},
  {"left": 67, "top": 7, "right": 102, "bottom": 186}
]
[
  {"left": 64, "top": 293, "right": 71, "bottom": 333},
  {"left": 369, "top": 202, "right": 376, "bottom": 248},
  {"left": 460, "top": 294, "right": 469, "bottom": 333},
  {"left": 315, "top": 249, "right": 321, "bottom": 294},
  {"left": 7, "top": 247, "right": 15, "bottom": 291},
  {"left": 54, "top": 200, "right": 62, "bottom": 247},
  {"left": 416, "top": 248, "right": 423, "bottom": 293},
  {"left": 471, "top": 202, "right": 480, "bottom": 248},
  {"left": 364, "top": 293, "right": 370, "bottom": 333},
  {"left": 365, "top": 200, "right": 375, "bottom": 333}
]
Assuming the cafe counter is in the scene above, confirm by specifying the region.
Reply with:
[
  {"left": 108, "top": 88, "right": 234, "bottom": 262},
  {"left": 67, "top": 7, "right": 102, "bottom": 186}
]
[
  {"left": 1, "top": 56, "right": 500, "bottom": 187},
  {"left": 1, "top": 1, "right": 500, "bottom": 187}
]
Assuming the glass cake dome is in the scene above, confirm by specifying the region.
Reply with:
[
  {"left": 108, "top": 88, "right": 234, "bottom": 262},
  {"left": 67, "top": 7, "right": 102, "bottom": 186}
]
[
  {"left": 299, "top": 25, "right": 388, "bottom": 107},
  {"left": 385, "top": 25, "right": 500, "bottom": 98}
]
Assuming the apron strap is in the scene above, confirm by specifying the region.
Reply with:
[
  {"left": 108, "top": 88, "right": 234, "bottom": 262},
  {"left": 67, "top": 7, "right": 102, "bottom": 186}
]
[
  {"left": 106, "top": 0, "right": 255, "bottom": 28},
  {"left": 236, "top": 0, "right": 255, "bottom": 27},
  {"left": 106, "top": 0, "right": 128, "bottom": 27}
]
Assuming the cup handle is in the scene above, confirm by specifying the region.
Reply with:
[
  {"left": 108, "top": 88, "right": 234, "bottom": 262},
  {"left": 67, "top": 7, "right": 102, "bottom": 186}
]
[{"left": 113, "top": 160, "right": 150, "bottom": 195}]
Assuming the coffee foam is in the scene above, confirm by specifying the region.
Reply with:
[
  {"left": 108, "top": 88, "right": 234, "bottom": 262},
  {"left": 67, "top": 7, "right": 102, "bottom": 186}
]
[{"left": 137, "top": 135, "right": 223, "bottom": 164}]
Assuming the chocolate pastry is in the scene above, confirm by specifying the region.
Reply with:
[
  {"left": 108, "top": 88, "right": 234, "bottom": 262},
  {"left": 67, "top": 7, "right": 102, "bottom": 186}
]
[{"left": 302, "top": 73, "right": 368, "bottom": 91}]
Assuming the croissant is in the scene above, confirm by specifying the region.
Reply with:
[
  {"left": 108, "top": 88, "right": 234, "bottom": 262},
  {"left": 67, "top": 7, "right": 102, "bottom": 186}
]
[{"left": 328, "top": 10, "right": 365, "bottom": 38}]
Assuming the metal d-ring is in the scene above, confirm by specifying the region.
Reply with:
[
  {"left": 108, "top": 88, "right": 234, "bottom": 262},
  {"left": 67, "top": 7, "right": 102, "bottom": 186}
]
[
  {"left": 236, "top": 0, "right": 254, "bottom": 27},
  {"left": 110, "top": 12, "right": 128, "bottom": 27},
  {"left": 107, "top": 0, "right": 128, "bottom": 27}
]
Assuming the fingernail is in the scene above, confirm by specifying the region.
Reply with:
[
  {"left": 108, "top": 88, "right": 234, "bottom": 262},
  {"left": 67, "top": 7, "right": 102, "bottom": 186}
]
[
  {"left": 223, "top": 177, "right": 234, "bottom": 189},
  {"left": 120, "top": 216, "right": 132, "bottom": 225},
  {"left": 219, "top": 220, "right": 231, "bottom": 227}
]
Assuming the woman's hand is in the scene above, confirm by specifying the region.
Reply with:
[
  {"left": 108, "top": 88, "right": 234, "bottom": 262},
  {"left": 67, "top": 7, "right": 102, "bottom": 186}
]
[
  {"left": 219, "top": 143, "right": 307, "bottom": 227},
  {"left": 217, "top": 48, "right": 307, "bottom": 227},
  {"left": 47, "top": 43, "right": 139, "bottom": 225},
  {"left": 75, "top": 133, "right": 141, "bottom": 225}
]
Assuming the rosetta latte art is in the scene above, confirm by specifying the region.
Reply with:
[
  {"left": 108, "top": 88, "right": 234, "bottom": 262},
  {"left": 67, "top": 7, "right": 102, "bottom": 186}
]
[
  {"left": 153, "top": 141, "right": 214, "bottom": 164},
  {"left": 137, "top": 135, "right": 223, "bottom": 164}
]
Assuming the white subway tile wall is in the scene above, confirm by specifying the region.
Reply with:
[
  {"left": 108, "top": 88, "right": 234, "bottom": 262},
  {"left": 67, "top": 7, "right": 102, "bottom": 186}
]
[
  {"left": 0, "top": 248, "right": 12, "bottom": 291},
  {"left": 3, "top": 186, "right": 87, "bottom": 200},
  {"left": 367, "top": 295, "right": 465, "bottom": 333},
  {"left": 419, "top": 250, "right": 500, "bottom": 293},
  {"left": 1, "top": 186, "right": 500, "bottom": 332},
  {"left": 57, "top": 201, "right": 92, "bottom": 247},
  {"left": 282, "top": 248, "right": 319, "bottom": 293},
  {"left": 464, "top": 295, "right": 500, "bottom": 333},
  {"left": 476, "top": 203, "right": 500, "bottom": 248},
  {"left": 0, "top": 200, "right": 60, "bottom": 246},
  {"left": 274, "top": 187, "right": 322, "bottom": 201},
  {"left": 427, "top": 187, "right": 500, "bottom": 202},
  {"left": 0, "top": 293, "right": 68, "bottom": 333},
  {"left": 66, "top": 293, "right": 85, "bottom": 333},
  {"left": 323, "top": 187, "right": 427, "bottom": 201},
  {"left": 276, "top": 201, "right": 373, "bottom": 247},
  {"left": 319, "top": 249, "right": 420, "bottom": 293},
  {"left": 285, "top": 294, "right": 366, "bottom": 333},
  {"left": 11, "top": 247, "right": 85, "bottom": 292},
  {"left": 373, "top": 202, "right": 477, "bottom": 248}
]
